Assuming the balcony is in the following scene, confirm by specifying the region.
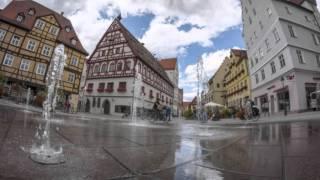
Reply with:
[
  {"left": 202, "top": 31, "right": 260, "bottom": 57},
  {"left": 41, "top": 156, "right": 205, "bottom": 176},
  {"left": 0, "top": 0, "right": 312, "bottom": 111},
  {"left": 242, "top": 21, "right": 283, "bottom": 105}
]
[
  {"left": 117, "top": 88, "right": 126, "bottom": 92},
  {"left": 105, "top": 88, "right": 114, "bottom": 93},
  {"left": 86, "top": 88, "right": 93, "bottom": 93},
  {"left": 97, "top": 88, "right": 104, "bottom": 93}
]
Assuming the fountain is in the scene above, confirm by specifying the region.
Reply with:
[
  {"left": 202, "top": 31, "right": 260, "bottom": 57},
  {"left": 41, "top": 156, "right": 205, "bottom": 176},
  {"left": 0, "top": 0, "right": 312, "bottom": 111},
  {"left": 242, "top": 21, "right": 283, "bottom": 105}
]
[
  {"left": 29, "top": 44, "right": 67, "bottom": 164},
  {"left": 131, "top": 64, "right": 143, "bottom": 123},
  {"left": 23, "top": 87, "right": 32, "bottom": 113}
]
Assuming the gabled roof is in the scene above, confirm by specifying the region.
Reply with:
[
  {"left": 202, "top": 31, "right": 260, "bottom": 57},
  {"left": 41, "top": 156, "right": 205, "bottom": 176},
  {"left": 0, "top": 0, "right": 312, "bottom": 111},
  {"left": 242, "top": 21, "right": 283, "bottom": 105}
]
[
  {"left": 115, "top": 19, "right": 174, "bottom": 87},
  {"left": 0, "top": 0, "right": 88, "bottom": 55},
  {"left": 159, "top": 58, "right": 177, "bottom": 71}
]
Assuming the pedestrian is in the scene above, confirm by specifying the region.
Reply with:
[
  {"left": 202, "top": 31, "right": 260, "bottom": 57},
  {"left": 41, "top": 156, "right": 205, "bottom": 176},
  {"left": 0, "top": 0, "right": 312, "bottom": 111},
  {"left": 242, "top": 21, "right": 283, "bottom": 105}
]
[
  {"left": 153, "top": 98, "right": 160, "bottom": 120},
  {"left": 166, "top": 106, "right": 171, "bottom": 122}
]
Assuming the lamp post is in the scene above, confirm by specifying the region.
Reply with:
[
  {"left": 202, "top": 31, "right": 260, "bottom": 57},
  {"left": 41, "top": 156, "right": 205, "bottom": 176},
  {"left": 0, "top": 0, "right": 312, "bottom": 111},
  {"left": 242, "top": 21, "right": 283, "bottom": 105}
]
[{"left": 280, "top": 76, "right": 287, "bottom": 116}]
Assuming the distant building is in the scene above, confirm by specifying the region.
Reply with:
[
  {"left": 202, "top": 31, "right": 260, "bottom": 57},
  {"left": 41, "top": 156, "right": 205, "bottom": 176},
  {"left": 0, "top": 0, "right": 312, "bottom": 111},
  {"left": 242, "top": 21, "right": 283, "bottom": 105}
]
[
  {"left": 159, "top": 58, "right": 180, "bottom": 116},
  {"left": 241, "top": 0, "right": 320, "bottom": 113},
  {"left": 0, "top": 0, "right": 88, "bottom": 109},
  {"left": 178, "top": 88, "right": 183, "bottom": 116},
  {"left": 83, "top": 17, "right": 174, "bottom": 116},
  {"left": 225, "top": 49, "right": 251, "bottom": 108},
  {"left": 207, "top": 58, "right": 229, "bottom": 106},
  {"left": 182, "top": 101, "right": 191, "bottom": 112},
  {"left": 190, "top": 96, "right": 197, "bottom": 112}
]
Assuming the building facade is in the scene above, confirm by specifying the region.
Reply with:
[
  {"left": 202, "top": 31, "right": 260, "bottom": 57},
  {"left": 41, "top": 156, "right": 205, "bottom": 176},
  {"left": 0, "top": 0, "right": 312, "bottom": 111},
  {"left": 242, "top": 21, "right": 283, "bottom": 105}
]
[
  {"left": 83, "top": 17, "right": 174, "bottom": 116},
  {"left": 225, "top": 49, "right": 251, "bottom": 108},
  {"left": 241, "top": 0, "right": 320, "bottom": 113},
  {"left": 0, "top": 0, "right": 88, "bottom": 108},
  {"left": 159, "top": 58, "right": 180, "bottom": 116},
  {"left": 207, "top": 57, "right": 229, "bottom": 106}
]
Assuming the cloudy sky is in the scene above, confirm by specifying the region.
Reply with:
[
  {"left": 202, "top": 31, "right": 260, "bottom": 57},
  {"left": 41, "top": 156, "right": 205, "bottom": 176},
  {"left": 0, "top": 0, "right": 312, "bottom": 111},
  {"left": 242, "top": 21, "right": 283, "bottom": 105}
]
[{"left": 1, "top": 0, "right": 319, "bottom": 101}]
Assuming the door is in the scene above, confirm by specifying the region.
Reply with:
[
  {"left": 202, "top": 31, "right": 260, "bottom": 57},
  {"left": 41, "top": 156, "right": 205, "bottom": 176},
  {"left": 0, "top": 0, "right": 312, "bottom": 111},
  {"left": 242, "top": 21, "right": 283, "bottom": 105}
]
[
  {"left": 85, "top": 99, "right": 90, "bottom": 112},
  {"left": 103, "top": 100, "right": 110, "bottom": 114},
  {"left": 270, "top": 95, "right": 275, "bottom": 114}
]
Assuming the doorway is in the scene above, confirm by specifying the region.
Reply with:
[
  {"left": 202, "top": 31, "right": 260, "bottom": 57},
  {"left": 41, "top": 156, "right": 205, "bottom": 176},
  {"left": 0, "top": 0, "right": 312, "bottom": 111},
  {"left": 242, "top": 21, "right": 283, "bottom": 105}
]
[
  {"left": 85, "top": 99, "right": 90, "bottom": 112},
  {"left": 103, "top": 100, "right": 110, "bottom": 114}
]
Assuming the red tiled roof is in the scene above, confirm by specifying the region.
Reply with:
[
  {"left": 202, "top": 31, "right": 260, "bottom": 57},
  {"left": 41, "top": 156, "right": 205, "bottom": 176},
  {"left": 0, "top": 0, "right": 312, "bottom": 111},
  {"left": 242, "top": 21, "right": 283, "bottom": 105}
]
[
  {"left": 231, "top": 49, "right": 247, "bottom": 59},
  {"left": 159, "top": 58, "right": 177, "bottom": 70},
  {"left": 0, "top": 0, "right": 88, "bottom": 55},
  {"left": 183, "top": 101, "right": 191, "bottom": 107}
]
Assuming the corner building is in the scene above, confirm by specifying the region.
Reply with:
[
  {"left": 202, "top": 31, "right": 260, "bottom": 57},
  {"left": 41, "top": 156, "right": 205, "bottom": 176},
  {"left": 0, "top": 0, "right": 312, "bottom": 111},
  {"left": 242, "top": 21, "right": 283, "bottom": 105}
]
[
  {"left": 241, "top": 0, "right": 320, "bottom": 113},
  {"left": 83, "top": 17, "right": 174, "bottom": 115},
  {"left": 0, "top": 0, "right": 88, "bottom": 108}
]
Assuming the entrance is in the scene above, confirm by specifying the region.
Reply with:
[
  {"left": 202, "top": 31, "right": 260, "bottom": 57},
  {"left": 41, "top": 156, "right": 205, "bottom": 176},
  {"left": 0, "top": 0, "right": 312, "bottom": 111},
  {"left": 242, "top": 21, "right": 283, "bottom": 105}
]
[
  {"left": 305, "top": 83, "right": 316, "bottom": 109},
  {"left": 103, "top": 100, "right": 110, "bottom": 114},
  {"left": 277, "top": 90, "right": 290, "bottom": 112},
  {"left": 85, "top": 99, "right": 90, "bottom": 112}
]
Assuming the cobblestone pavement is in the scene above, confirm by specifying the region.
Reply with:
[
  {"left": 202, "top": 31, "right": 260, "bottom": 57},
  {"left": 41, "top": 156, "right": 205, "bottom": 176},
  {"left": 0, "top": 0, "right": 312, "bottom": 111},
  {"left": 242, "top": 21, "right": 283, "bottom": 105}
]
[{"left": 0, "top": 103, "right": 320, "bottom": 180}]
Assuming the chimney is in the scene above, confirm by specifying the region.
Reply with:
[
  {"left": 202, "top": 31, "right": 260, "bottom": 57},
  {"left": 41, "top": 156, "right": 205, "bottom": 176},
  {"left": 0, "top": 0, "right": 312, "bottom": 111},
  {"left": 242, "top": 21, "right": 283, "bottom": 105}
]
[{"left": 61, "top": 11, "right": 64, "bottom": 16}]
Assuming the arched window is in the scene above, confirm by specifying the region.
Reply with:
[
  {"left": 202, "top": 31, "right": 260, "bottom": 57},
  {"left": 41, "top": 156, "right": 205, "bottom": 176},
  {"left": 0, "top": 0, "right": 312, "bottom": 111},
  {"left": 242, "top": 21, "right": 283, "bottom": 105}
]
[
  {"left": 94, "top": 64, "right": 100, "bottom": 73},
  {"left": 125, "top": 61, "right": 131, "bottom": 70},
  {"left": 116, "top": 62, "right": 123, "bottom": 71},
  {"left": 143, "top": 67, "right": 146, "bottom": 75},
  {"left": 101, "top": 63, "right": 107, "bottom": 73},
  {"left": 138, "top": 63, "right": 141, "bottom": 73},
  {"left": 109, "top": 62, "right": 115, "bottom": 72}
]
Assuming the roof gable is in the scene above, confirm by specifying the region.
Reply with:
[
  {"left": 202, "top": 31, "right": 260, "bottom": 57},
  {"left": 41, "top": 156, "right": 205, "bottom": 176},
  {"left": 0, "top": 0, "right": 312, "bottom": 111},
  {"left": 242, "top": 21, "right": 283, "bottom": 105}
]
[{"left": 159, "top": 58, "right": 177, "bottom": 71}]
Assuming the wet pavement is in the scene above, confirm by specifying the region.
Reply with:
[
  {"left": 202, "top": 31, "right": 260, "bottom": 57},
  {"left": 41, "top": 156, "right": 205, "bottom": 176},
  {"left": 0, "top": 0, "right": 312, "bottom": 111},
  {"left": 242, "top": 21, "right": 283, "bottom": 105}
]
[{"left": 0, "top": 104, "right": 320, "bottom": 179}]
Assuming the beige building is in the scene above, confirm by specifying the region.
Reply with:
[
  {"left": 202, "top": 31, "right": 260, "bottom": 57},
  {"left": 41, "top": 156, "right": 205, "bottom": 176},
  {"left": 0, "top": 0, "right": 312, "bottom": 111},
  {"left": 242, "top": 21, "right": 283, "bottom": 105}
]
[
  {"left": 0, "top": 0, "right": 88, "bottom": 109},
  {"left": 207, "top": 58, "right": 229, "bottom": 106},
  {"left": 225, "top": 49, "right": 251, "bottom": 108}
]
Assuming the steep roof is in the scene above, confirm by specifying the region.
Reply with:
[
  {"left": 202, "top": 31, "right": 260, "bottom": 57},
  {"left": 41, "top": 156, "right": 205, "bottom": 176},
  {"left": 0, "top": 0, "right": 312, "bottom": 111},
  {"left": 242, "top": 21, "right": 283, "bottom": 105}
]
[
  {"left": 115, "top": 19, "right": 174, "bottom": 87},
  {"left": 0, "top": 0, "right": 88, "bottom": 55},
  {"left": 159, "top": 58, "right": 177, "bottom": 71},
  {"left": 230, "top": 49, "right": 247, "bottom": 59}
]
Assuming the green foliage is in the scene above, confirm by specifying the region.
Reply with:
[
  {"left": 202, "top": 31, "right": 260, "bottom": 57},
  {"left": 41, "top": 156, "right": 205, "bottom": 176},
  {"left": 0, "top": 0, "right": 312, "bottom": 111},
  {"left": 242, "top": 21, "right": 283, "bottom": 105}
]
[
  {"left": 221, "top": 108, "right": 231, "bottom": 118},
  {"left": 183, "top": 109, "right": 193, "bottom": 119}
]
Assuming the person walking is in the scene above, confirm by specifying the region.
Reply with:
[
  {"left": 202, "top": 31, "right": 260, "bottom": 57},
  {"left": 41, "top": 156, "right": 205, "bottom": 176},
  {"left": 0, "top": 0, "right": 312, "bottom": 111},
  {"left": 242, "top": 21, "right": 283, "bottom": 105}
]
[{"left": 165, "top": 106, "right": 171, "bottom": 122}]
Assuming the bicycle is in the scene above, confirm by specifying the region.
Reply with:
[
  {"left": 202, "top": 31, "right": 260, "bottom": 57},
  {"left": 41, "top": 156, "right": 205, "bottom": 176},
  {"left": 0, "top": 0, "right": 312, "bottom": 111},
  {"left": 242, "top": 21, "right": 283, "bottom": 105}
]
[{"left": 244, "top": 105, "right": 260, "bottom": 121}]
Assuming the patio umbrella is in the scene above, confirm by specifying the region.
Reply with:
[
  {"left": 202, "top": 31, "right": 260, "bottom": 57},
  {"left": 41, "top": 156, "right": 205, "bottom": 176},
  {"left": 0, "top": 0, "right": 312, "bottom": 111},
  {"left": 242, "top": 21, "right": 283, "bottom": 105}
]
[{"left": 204, "top": 102, "right": 224, "bottom": 107}]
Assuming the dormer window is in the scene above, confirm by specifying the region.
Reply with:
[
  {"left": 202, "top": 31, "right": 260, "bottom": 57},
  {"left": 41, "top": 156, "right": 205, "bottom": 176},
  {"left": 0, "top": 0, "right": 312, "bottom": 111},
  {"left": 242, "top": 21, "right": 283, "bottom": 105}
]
[
  {"left": 71, "top": 39, "right": 77, "bottom": 45},
  {"left": 16, "top": 15, "right": 24, "bottom": 22},
  {"left": 28, "top": 8, "right": 35, "bottom": 16},
  {"left": 65, "top": 26, "right": 71, "bottom": 32}
]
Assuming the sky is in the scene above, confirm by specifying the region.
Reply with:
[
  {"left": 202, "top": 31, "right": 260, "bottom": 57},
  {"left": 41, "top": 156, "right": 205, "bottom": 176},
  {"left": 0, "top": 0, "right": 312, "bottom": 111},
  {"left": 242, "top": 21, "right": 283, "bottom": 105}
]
[{"left": 1, "top": 0, "right": 320, "bottom": 102}]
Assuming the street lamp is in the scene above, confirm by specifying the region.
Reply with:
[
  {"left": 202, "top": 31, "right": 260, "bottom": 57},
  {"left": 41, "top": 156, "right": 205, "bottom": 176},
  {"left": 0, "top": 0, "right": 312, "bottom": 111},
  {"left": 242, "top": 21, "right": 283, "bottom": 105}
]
[{"left": 280, "top": 76, "right": 287, "bottom": 116}]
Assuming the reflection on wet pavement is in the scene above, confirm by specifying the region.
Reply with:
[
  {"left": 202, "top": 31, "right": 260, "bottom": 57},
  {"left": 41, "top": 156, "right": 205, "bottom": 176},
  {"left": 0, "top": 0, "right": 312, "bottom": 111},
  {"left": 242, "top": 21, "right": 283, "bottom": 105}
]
[{"left": 0, "top": 105, "right": 320, "bottom": 179}]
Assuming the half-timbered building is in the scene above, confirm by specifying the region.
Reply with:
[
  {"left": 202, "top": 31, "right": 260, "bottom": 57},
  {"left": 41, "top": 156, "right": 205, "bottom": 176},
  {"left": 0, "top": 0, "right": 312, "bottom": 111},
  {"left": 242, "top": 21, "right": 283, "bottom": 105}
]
[
  {"left": 83, "top": 17, "right": 174, "bottom": 115},
  {"left": 0, "top": 0, "right": 88, "bottom": 108}
]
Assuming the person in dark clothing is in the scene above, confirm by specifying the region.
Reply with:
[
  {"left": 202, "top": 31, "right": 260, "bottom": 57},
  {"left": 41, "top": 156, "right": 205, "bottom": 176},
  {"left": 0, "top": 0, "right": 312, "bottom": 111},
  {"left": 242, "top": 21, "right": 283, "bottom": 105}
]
[{"left": 165, "top": 106, "right": 171, "bottom": 122}]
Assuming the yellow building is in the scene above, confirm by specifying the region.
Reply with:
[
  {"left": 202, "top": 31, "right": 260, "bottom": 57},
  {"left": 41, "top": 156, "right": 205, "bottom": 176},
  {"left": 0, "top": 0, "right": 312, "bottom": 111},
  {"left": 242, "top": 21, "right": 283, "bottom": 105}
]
[
  {"left": 225, "top": 49, "right": 251, "bottom": 108},
  {"left": 207, "top": 57, "right": 229, "bottom": 106},
  {"left": 0, "top": 0, "right": 88, "bottom": 109}
]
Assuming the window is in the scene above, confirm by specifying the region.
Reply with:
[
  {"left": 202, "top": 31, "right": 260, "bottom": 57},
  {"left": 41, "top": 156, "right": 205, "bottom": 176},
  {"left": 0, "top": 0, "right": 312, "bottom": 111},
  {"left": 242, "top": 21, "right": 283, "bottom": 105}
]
[
  {"left": 118, "top": 82, "right": 126, "bottom": 92},
  {"left": 36, "top": 63, "right": 46, "bottom": 75},
  {"left": 217, "top": 83, "right": 220, "bottom": 88},
  {"left": 270, "top": 61, "right": 276, "bottom": 74},
  {"left": 42, "top": 45, "right": 52, "bottom": 56},
  {"left": 98, "top": 83, "right": 105, "bottom": 90},
  {"left": 3, "top": 53, "right": 14, "bottom": 66},
  {"left": 11, "top": 35, "right": 21, "bottom": 46},
  {"left": 26, "top": 40, "right": 36, "bottom": 51},
  {"left": 101, "top": 63, "right": 107, "bottom": 72},
  {"left": 141, "top": 86, "right": 145, "bottom": 95},
  {"left": 87, "top": 83, "right": 94, "bottom": 90},
  {"left": 253, "top": 8, "right": 256, "bottom": 16},
  {"left": 93, "top": 97, "right": 96, "bottom": 108},
  {"left": 65, "top": 26, "right": 71, "bottom": 32},
  {"left": 279, "top": 54, "right": 286, "bottom": 68},
  {"left": 245, "top": 7, "right": 248, "bottom": 14},
  {"left": 255, "top": 74, "right": 259, "bottom": 84},
  {"left": 250, "top": 59, "right": 254, "bottom": 68},
  {"left": 259, "top": 48, "right": 264, "bottom": 59},
  {"left": 249, "top": 16, "right": 252, "bottom": 24},
  {"left": 109, "top": 62, "right": 115, "bottom": 72},
  {"left": 317, "top": 54, "right": 320, "bottom": 67},
  {"left": 255, "top": 56, "right": 259, "bottom": 64},
  {"left": 16, "top": 15, "right": 24, "bottom": 22},
  {"left": 115, "top": 47, "right": 122, "bottom": 54},
  {"left": 259, "top": 21, "right": 264, "bottom": 30},
  {"left": 20, "top": 59, "right": 30, "bottom": 71},
  {"left": 149, "top": 90, "right": 153, "bottom": 98},
  {"left": 116, "top": 62, "right": 123, "bottom": 71},
  {"left": 0, "top": 29, "right": 6, "bottom": 41},
  {"left": 261, "top": 69, "right": 265, "bottom": 80},
  {"left": 267, "top": 8, "right": 272, "bottom": 16},
  {"left": 35, "top": 19, "right": 45, "bottom": 30},
  {"left": 106, "top": 82, "right": 114, "bottom": 91},
  {"left": 49, "top": 26, "right": 59, "bottom": 35},
  {"left": 288, "top": 25, "right": 296, "bottom": 38},
  {"left": 125, "top": 61, "right": 131, "bottom": 70},
  {"left": 71, "top": 57, "right": 78, "bottom": 66},
  {"left": 101, "top": 50, "right": 106, "bottom": 56},
  {"left": 296, "top": 50, "right": 305, "bottom": 64},
  {"left": 273, "top": 28, "right": 280, "bottom": 42},
  {"left": 312, "top": 34, "right": 320, "bottom": 45},
  {"left": 248, "top": 0, "right": 252, "bottom": 4},
  {"left": 285, "top": 7, "right": 291, "bottom": 14},
  {"left": 115, "top": 106, "right": 130, "bottom": 113},
  {"left": 71, "top": 39, "right": 77, "bottom": 45},
  {"left": 28, "top": 9, "right": 35, "bottom": 16},
  {"left": 254, "top": 31, "right": 257, "bottom": 39},
  {"left": 94, "top": 64, "right": 100, "bottom": 73},
  {"left": 305, "top": 16, "right": 311, "bottom": 22},
  {"left": 265, "top": 38, "right": 270, "bottom": 50},
  {"left": 67, "top": 73, "right": 75, "bottom": 83}
]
